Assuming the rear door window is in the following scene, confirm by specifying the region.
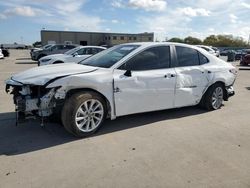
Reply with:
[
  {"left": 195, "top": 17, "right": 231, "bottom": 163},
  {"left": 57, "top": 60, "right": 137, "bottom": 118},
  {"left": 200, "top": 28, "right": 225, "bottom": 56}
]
[
  {"left": 176, "top": 46, "right": 199, "bottom": 67},
  {"left": 198, "top": 52, "right": 209, "bottom": 64}
]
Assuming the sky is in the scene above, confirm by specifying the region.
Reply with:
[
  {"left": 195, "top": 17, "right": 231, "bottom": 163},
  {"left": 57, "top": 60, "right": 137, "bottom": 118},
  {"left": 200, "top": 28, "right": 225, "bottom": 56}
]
[{"left": 0, "top": 0, "right": 250, "bottom": 44}]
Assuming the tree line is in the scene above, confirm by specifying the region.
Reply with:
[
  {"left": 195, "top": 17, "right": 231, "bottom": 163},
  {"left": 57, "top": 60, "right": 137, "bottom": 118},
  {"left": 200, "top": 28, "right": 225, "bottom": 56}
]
[{"left": 167, "top": 35, "right": 250, "bottom": 47}]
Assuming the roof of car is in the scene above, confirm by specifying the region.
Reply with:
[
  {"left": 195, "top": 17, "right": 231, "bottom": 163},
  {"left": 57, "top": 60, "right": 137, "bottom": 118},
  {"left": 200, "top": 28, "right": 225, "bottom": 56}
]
[
  {"left": 119, "top": 42, "right": 204, "bottom": 51},
  {"left": 78, "top": 46, "right": 107, "bottom": 49}
]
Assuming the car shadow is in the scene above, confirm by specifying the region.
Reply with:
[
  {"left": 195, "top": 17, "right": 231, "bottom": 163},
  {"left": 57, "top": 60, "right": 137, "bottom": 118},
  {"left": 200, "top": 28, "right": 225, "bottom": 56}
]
[
  {"left": 16, "top": 58, "right": 31, "bottom": 60},
  {"left": 246, "top": 87, "right": 250, "bottom": 90},
  {"left": 0, "top": 106, "right": 207, "bottom": 156},
  {"left": 15, "top": 61, "right": 37, "bottom": 64}
]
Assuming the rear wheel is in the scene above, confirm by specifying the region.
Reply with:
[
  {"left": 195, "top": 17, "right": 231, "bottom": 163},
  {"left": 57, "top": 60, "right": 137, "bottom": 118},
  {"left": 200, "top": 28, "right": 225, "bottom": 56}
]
[
  {"left": 61, "top": 92, "right": 107, "bottom": 137},
  {"left": 204, "top": 83, "right": 224, "bottom": 110}
]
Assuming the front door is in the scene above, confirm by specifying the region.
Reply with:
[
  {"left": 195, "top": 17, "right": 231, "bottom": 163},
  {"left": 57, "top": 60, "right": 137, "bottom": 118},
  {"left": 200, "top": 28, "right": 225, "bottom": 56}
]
[{"left": 113, "top": 45, "right": 176, "bottom": 117}]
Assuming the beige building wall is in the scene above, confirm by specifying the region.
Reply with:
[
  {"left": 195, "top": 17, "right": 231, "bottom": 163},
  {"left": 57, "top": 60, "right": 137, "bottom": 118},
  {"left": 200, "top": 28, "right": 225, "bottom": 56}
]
[
  {"left": 41, "top": 31, "right": 61, "bottom": 44},
  {"left": 41, "top": 30, "right": 154, "bottom": 46},
  {"left": 75, "top": 32, "right": 92, "bottom": 45}
]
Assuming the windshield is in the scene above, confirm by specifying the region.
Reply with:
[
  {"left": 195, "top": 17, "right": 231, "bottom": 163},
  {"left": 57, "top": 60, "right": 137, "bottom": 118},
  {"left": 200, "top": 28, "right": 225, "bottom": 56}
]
[
  {"left": 64, "top": 46, "right": 81, "bottom": 55},
  {"left": 42, "top": 44, "right": 52, "bottom": 49},
  {"left": 79, "top": 44, "right": 140, "bottom": 68}
]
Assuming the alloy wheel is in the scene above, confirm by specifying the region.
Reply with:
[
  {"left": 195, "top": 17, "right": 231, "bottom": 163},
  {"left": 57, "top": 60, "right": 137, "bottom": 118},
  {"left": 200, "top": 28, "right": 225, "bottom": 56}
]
[
  {"left": 75, "top": 99, "right": 104, "bottom": 132},
  {"left": 212, "top": 87, "right": 223, "bottom": 109}
]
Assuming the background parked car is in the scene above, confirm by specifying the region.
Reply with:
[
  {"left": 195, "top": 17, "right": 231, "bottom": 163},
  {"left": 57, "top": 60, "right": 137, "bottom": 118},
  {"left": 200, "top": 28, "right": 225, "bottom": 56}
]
[
  {"left": 1, "top": 48, "right": 9, "bottom": 57},
  {"left": 0, "top": 49, "right": 3, "bottom": 59},
  {"left": 196, "top": 45, "right": 218, "bottom": 57},
  {"left": 220, "top": 49, "right": 230, "bottom": 56},
  {"left": 235, "top": 50, "right": 246, "bottom": 60},
  {"left": 38, "top": 46, "right": 107, "bottom": 66},
  {"left": 30, "top": 44, "right": 78, "bottom": 61},
  {"left": 30, "top": 44, "right": 53, "bottom": 54},
  {"left": 211, "top": 47, "right": 220, "bottom": 57},
  {"left": 240, "top": 54, "right": 250, "bottom": 66}
]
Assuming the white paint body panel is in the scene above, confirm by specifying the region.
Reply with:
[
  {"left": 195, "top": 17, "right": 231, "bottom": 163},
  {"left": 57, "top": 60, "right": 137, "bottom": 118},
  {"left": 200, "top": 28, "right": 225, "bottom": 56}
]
[
  {"left": 174, "top": 65, "right": 209, "bottom": 107},
  {"left": 39, "top": 46, "right": 106, "bottom": 66},
  {"left": 10, "top": 63, "right": 98, "bottom": 85},
  {"left": 113, "top": 68, "right": 176, "bottom": 116}
]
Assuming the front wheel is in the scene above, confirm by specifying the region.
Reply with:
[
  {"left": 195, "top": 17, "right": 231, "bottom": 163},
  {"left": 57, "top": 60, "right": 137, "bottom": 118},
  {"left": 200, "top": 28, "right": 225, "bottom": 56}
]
[
  {"left": 61, "top": 92, "right": 107, "bottom": 137},
  {"left": 204, "top": 83, "right": 224, "bottom": 110}
]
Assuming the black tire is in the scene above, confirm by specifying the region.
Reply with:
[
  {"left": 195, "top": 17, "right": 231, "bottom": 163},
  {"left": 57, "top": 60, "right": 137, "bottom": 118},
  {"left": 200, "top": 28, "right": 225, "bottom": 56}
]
[
  {"left": 61, "top": 92, "right": 107, "bottom": 137},
  {"left": 203, "top": 83, "right": 224, "bottom": 111}
]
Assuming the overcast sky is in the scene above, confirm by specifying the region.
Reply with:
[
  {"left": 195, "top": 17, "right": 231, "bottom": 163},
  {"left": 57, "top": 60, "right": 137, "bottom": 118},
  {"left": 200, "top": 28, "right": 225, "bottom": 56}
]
[{"left": 0, "top": 0, "right": 250, "bottom": 44}]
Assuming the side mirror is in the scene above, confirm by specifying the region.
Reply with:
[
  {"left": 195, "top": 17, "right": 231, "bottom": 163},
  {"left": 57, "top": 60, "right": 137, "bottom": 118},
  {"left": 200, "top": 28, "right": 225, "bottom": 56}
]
[
  {"left": 73, "top": 52, "right": 78, "bottom": 57},
  {"left": 124, "top": 70, "right": 132, "bottom": 77}
]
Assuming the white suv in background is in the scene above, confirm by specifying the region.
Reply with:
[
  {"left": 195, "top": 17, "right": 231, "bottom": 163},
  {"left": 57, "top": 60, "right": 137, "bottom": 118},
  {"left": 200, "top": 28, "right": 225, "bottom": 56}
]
[{"left": 38, "top": 46, "right": 107, "bottom": 66}]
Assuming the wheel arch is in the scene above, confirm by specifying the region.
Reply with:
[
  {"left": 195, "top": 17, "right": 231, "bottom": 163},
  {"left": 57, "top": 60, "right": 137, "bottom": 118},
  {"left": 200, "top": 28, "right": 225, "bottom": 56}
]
[
  {"left": 53, "top": 60, "right": 64, "bottom": 64},
  {"left": 65, "top": 88, "right": 112, "bottom": 119},
  {"left": 204, "top": 81, "right": 227, "bottom": 101}
]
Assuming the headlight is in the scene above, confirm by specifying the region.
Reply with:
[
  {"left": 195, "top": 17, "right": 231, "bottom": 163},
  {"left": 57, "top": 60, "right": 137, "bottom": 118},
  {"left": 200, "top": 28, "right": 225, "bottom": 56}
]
[{"left": 41, "top": 58, "right": 51, "bottom": 62}]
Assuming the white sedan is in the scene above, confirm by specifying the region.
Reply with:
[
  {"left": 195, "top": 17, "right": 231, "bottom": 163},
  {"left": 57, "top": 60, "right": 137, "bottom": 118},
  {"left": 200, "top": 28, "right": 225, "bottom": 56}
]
[
  {"left": 38, "top": 46, "right": 106, "bottom": 66},
  {"left": 5, "top": 42, "right": 237, "bottom": 137}
]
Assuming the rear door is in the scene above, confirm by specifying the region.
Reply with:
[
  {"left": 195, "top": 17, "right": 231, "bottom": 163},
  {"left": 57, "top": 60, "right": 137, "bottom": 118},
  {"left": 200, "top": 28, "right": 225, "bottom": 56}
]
[{"left": 174, "top": 46, "right": 210, "bottom": 107}]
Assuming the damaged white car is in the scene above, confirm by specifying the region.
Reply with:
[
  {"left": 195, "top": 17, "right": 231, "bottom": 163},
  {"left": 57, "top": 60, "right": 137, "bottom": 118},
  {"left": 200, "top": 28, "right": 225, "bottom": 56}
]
[{"left": 5, "top": 42, "right": 237, "bottom": 137}]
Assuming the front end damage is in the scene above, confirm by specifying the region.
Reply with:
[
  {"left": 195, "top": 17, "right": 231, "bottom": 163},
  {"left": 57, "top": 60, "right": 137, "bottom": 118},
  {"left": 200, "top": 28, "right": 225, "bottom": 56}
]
[{"left": 5, "top": 81, "right": 61, "bottom": 126}]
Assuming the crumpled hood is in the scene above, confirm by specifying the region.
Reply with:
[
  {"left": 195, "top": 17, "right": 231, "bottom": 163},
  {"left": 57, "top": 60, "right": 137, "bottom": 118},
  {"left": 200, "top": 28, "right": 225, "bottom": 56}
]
[{"left": 11, "top": 63, "right": 98, "bottom": 85}]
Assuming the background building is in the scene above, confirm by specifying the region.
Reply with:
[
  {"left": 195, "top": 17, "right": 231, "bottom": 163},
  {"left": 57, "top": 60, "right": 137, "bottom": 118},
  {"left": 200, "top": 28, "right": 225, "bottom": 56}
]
[{"left": 41, "top": 30, "right": 154, "bottom": 46}]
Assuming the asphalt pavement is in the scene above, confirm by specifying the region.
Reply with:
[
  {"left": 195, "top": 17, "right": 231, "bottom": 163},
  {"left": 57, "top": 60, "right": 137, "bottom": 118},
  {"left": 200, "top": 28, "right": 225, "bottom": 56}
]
[{"left": 0, "top": 50, "right": 250, "bottom": 188}]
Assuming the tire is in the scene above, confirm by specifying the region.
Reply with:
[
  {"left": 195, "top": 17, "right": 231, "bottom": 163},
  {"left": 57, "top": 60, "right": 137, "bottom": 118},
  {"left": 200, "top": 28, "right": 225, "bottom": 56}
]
[
  {"left": 203, "top": 83, "right": 224, "bottom": 110},
  {"left": 61, "top": 92, "right": 107, "bottom": 137}
]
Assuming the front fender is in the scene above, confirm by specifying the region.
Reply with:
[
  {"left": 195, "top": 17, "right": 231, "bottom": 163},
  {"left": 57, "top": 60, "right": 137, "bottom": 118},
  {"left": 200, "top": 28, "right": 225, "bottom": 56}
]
[{"left": 45, "top": 75, "right": 116, "bottom": 119}]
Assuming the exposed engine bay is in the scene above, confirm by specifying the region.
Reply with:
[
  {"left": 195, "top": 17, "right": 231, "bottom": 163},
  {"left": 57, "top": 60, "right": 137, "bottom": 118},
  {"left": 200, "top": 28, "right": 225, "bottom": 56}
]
[{"left": 6, "top": 84, "right": 59, "bottom": 125}]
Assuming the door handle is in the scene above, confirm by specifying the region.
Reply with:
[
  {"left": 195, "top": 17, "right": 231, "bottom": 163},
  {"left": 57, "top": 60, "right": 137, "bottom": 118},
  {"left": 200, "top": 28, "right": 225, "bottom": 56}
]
[{"left": 114, "top": 87, "right": 121, "bottom": 93}]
